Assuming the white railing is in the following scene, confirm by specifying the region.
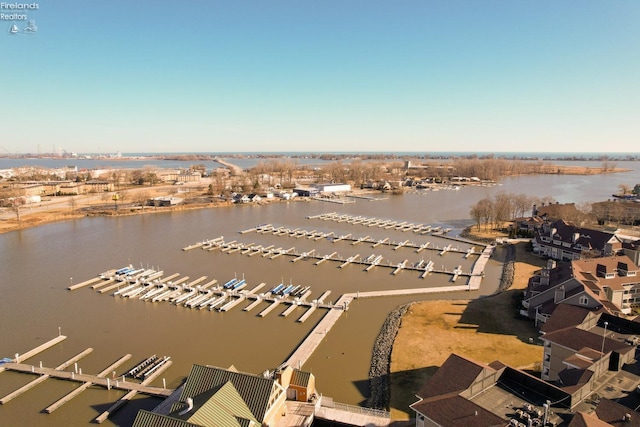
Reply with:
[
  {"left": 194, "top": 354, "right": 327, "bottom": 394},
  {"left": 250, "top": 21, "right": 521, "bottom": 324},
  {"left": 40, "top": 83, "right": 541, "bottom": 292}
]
[{"left": 331, "top": 401, "right": 391, "bottom": 418}]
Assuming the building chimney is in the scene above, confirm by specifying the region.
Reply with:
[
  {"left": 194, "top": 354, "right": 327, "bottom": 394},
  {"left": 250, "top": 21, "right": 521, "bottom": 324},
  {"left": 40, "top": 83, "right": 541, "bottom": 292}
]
[
  {"left": 554, "top": 285, "right": 566, "bottom": 303},
  {"left": 178, "top": 397, "right": 194, "bottom": 415}
]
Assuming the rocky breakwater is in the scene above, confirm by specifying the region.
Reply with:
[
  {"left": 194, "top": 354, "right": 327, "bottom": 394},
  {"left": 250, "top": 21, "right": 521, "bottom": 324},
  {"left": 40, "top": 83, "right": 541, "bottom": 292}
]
[{"left": 366, "top": 302, "right": 413, "bottom": 410}]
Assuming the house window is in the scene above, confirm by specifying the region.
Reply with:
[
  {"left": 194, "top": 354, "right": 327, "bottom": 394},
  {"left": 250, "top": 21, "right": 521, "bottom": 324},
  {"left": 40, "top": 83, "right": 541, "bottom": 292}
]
[{"left": 579, "top": 296, "right": 589, "bottom": 305}]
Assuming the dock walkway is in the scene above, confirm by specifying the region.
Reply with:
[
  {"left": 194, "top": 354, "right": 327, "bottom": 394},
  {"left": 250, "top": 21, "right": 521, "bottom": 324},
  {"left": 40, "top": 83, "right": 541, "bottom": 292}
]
[
  {"left": 283, "top": 294, "right": 353, "bottom": 369},
  {"left": 1, "top": 362, "right": 172, "bottom": 397}
]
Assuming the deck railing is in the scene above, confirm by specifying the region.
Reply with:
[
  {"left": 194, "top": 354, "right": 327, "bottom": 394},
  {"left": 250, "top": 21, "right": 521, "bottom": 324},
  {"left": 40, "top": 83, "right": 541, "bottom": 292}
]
[{"left": 330, "top": 401, "right": 391, "bottom": 418}]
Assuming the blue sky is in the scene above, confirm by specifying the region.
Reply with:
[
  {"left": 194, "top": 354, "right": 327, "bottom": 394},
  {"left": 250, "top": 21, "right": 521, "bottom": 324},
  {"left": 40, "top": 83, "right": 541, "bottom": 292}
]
[{"left": 1, "top": 1, "right": 638, "bottom": 154}]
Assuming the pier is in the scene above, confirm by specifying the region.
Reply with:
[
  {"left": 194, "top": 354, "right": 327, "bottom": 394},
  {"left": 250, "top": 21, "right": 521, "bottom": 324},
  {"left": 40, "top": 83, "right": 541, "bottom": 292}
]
[
  {"left": 186, "top": 236, "right": 477, "bottom": 280},
  {"left": 339, "top": 254, "right": 359, "bottom": 268},
  {"left": 44, "top": 354, "right": 132, "bottom": 413},
  {"left": 1, "top": 347, "right": 92, "bottom": 404},
  {"left": 67, "top": 276, "right": 102, "bottom": 291},
  {"left": 283, "top": 294, "right": 352, "bottom": 369},
  {"left": 392, "top": 260, "right": 408, "bottom": 275},
  {"left": 315, "top": 251, "right": 337, "bottom": 265},
  {"left": 235, "top": 225, "right": 478, "bottom": 258},
  {"left": 0, "top": 336, "right": 173, "bottom": 424}
]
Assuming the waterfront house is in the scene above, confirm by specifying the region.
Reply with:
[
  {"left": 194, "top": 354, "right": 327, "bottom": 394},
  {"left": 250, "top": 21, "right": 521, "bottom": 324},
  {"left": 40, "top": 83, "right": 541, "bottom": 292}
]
[
  {"left": 522, "top": 256, "right": 640, "bottom": 322},
  {"left": 232, "top": 193, "right": 250, "bottom": 203},
  {"left": 411, "top": 345, "right": 640, "bottom": 427},
  {"left": 410, "top": 353, "right": 567, "bottom": 426},
  {"left": 247, "top": 193, "right": 262, "bottom": 203},
  {"left": 539, "top": 310, "right": 639, "bottom": 383},
  {"left": 533, "top": 220, "right": 622, "bottom": 261},
  {"left": 535, "top": 202, "right": 581, "bottom": 222},
  {"left": 132, "top": 364, "right": 288, "bottom": 427}
]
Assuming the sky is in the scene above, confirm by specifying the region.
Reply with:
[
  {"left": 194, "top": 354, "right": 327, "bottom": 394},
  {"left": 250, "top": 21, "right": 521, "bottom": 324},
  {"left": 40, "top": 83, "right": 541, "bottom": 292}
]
[{"left": 1, "top": 0, "right": 639, "bottom": 154}]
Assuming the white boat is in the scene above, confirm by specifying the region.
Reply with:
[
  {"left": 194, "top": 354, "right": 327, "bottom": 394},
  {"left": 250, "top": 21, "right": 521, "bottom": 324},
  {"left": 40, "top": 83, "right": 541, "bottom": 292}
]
[{"left": 9, "top": 24, "right": 19, "bottom": 34}]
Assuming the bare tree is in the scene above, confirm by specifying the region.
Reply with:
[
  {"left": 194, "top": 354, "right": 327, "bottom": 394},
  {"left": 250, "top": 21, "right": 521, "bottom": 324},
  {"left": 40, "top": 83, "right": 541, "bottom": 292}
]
[
  {"left": 513, "top": 194, "right": 532, "bottom": 219},
  {"left": 0, "top": 185, "right": 25, "bottom": 223},
  {"left": 101, "top": 191, "right": 111, "bottom": 205},
  {"left": 493, "top": 192, "right": 512, "bottom": 228},
  {"left": 602, "top": 160, "right": 617, "bottom": 173},
  {"left": 469, "top": 197, "right": 494, "bottom": 231}
]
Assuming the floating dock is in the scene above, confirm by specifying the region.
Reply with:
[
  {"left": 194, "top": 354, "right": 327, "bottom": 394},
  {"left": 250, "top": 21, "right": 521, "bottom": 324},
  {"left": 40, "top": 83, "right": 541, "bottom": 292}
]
[{"left": 0, "top": 335, "right": 173, "bottom": 424}]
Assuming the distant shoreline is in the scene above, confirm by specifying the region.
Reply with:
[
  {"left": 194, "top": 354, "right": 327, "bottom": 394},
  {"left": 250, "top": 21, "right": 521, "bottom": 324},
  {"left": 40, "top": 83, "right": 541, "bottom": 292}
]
[{"left": 2, "top": 151, "right": 640, "bottom": 162}]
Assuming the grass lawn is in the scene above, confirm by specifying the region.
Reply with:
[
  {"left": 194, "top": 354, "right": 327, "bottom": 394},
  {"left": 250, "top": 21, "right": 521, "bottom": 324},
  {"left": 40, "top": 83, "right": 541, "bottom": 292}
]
[{"left": 389, "top": 242, "right": 547, "bottom": 419}]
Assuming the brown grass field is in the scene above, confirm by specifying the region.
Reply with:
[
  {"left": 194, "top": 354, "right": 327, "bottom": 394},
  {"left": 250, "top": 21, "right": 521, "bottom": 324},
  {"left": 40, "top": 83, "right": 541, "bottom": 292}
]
[{"left": 389, "top": 242, "right": 547, "bottom": 419}]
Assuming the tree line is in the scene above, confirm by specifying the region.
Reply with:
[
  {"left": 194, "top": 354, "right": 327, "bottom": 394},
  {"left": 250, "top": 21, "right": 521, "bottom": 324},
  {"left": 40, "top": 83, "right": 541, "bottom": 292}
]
[{"left": 468, "top": 193, "right": 597, "bottom": 232}]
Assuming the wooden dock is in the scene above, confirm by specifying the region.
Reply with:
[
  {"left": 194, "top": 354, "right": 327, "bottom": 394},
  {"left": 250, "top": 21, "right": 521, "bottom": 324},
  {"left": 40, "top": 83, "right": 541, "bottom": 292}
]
[
  {"left": 13, "top": 334, "right": 67, "bottom": 364},
  {"left": 67, "top": 276, "right": 102, "bottom": 291},
  {"left": 44, "top": 354, "right": 132, "bottom": 413},
  {"left": 94, "top": 360, "right": 173, "bottom": 423},
  {"left": 0, "top": 347, "right": 93, "bottom": 404},
  {"left": 283, "top": 294, "right": 353, "bottom": 369},
  {"left": 0, "top": 335, "right": 174, "bottom": 423}
]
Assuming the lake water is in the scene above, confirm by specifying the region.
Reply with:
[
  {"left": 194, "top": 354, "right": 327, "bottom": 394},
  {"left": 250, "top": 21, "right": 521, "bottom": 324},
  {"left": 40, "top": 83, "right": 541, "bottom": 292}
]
[{"left": 1, "top": 165, "right": 639, "bottom": 426}]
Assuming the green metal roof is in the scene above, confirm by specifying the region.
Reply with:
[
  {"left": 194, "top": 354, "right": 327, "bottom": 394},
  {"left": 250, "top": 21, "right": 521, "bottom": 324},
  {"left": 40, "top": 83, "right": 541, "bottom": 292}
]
[
  {"left": 186, "top": 381, "right": 258, "bottom": 427},
  {"left": 177, "top": 364, "right": 281, "bottom": 422},
  {"left": 132, "top": 410, "right": 203, "bottom": 427},
  {"left": 290, "top": 369, "right": 312, "bottom": 388}
]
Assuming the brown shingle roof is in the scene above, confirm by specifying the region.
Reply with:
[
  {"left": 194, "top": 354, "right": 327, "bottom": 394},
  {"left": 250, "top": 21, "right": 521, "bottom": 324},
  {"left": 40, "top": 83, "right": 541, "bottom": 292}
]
[
  {"left": 568, "top": 411, "right": 614, "bottom": 427},
  {"left": 541, "top": 304, "right": 595, "bottom": 334},
  {"left": 595, "top": 398, "right": 640, "bottom": 426},
  {"left": 411, "top": 394, "right": 507, "bottom": 427},
  {"left": 417, "top": 354, "right": 492, "bottom": 399},
  {"left": 541, "top": 327, "right": 631, "bottom": 356},
  {"left": 558, "top": 368, "right": 594, "bottom": 393}
]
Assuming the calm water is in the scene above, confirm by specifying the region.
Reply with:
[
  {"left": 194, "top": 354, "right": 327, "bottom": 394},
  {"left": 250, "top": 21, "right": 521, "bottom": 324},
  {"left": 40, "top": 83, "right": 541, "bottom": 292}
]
[{"left": 1, "top": 167, "right": 639, "bottom": 426}]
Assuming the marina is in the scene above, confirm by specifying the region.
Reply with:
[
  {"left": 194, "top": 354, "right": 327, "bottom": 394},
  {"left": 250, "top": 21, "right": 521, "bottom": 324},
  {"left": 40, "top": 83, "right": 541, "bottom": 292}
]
[
  {"left": 43, "top": 211, "right": 491, "bottom": 423},
  {"left": 184, "top": 232, "right": 482, "bottom": 280},
  {"left": 242, "top": 222, "right": 478, "bottom": 254},
  {"left": 0, "top": 198, "right": 502, "bottom": 425},
  {"left": 68, "top": 267, "right": 349, "bottom": 323},
  {"left": 306, "top": 212, "right": 449, "bottom": 234}
]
